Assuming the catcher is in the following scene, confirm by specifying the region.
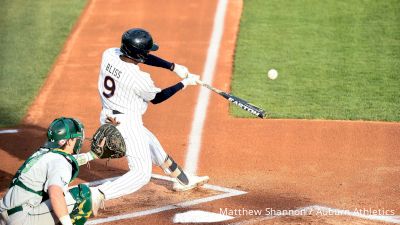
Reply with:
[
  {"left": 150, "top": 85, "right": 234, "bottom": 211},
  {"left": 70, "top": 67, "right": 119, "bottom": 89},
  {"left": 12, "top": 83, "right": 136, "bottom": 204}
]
[{"left": 0, "top": 117, "right": 125, "bottom": 225}]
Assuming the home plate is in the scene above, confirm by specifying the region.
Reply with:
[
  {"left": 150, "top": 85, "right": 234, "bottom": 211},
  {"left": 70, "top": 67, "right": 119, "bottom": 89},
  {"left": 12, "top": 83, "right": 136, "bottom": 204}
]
[{"left": 173, "top": 210, "right": 234, "bottom": 223}]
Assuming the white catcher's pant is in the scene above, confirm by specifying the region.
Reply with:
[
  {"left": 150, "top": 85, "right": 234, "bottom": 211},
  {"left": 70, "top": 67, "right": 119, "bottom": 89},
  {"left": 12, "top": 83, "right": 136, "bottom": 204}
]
[
  {"left": 0, "top": 193, "right": 76, "bottom": 225},
  {"left": 98, "top": 109, "right": 168, "bottom": 200}
]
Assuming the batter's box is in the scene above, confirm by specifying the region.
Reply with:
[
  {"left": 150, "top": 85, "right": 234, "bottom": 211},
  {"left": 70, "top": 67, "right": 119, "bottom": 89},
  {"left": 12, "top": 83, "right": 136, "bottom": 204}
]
[{"left": 86, "top": 174, "right": 247, "bottom": 224}]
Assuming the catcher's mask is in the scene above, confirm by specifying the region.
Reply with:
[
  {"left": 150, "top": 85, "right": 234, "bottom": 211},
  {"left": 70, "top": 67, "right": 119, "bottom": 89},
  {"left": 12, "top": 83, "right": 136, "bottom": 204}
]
[
  {"left": 120, "top": 28, "right": 159, "bottom": 63},
  {"left": 45, "top": 117, "right": 85, "bottom": 154}
]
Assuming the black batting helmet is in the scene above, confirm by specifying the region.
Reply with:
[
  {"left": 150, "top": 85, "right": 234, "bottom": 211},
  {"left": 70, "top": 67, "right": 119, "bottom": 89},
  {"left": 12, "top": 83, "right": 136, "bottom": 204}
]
[{"left": 120, "top": 28, "right": 159, "bottom": 63}]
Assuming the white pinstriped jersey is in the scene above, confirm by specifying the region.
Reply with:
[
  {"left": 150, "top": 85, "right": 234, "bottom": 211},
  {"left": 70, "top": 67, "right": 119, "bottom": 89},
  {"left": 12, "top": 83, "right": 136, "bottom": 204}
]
[
  {"left": 98, "top": 48, "right": 161, "bottom": 116},
  {"left": 96, "top": 48, "right": 169, "bottom": 200}
]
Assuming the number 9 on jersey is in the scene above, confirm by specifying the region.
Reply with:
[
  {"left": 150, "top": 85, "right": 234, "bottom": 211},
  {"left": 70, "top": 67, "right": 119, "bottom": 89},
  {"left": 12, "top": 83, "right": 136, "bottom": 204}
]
[{"left": 103, "top": 76, "right": 115, "bottom": 98}]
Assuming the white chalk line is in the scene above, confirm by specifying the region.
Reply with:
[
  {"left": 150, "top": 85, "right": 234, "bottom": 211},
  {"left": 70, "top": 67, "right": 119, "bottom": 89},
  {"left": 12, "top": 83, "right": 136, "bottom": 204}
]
[
  {"left": 89, "top": 1, "right": 230, "bottom": 222},
  {"left": 0, "top": 129, "right": 18, "bottom": 134},
  {"left": 184, "top": 0, "right": 228, "bottom": 175},
  {"left": 85, "top": 174, "right": 247, "bottom": 224},
  {"left": 229, "top": 205, "right": 400, "bottom": 225}
]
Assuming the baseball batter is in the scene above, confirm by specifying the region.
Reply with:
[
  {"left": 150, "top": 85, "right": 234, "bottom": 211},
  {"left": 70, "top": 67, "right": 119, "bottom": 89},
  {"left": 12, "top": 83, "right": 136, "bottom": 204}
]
[
  {"left": 0, "top": 117, "right": 93, "bottom": 225},
  {"left": 91, "top": 28, "right": 209, "bottom": 210}
]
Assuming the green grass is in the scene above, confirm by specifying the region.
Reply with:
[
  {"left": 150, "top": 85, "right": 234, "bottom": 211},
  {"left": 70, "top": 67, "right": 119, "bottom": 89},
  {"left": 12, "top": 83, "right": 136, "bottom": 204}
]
[
  {"left": 232, "top": 0, "right": 400, "bottom": 121},
  {"left": 0, "top": 0, "right": 86, "bottom": 127}
]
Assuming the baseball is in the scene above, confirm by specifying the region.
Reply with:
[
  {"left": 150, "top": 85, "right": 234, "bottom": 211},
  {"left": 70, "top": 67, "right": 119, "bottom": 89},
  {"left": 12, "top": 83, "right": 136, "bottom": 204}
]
[{"left": 267, "top": 69, "right": 278, "bottom": 80}]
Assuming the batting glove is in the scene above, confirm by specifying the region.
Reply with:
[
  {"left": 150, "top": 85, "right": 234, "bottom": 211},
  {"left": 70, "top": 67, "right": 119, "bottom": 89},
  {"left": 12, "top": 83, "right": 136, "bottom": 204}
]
[
  {"left": 173, "top": 63, "right": 189, "bottom": 79},
  {"left": 181, "top": 74, "right": 200, "bottom": 88}
]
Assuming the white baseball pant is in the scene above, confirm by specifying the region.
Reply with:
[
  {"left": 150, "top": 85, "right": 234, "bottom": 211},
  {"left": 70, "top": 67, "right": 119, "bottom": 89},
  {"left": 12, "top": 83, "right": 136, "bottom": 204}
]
[{"left": 98, "top": 109, "right": 168, "bottom": 199}]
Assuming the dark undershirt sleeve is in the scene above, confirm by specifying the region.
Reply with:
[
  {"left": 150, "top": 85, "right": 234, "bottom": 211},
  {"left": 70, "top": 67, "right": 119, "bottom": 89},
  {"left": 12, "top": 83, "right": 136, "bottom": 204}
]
[
  {"left": 144, "top": 54, "right": 175, "bottom": 71},
  {"left": 151, "top": 82, "right": 184, "bottom": 104}
]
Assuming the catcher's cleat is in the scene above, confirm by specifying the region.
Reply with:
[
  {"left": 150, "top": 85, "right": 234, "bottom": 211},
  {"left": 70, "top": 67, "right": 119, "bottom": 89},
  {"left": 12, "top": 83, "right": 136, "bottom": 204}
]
[
  {"left": 172, "top": 175, "right": 209, "bottom": 192},
  {"left": 90, "top": 187, "right": 105, "bottom": 216}
]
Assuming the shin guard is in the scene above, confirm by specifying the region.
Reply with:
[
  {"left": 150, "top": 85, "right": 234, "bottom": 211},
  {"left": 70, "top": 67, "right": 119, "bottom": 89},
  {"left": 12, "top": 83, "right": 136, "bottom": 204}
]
[{"left": 161, "top": 155, "right": 189, "bottom": 185}]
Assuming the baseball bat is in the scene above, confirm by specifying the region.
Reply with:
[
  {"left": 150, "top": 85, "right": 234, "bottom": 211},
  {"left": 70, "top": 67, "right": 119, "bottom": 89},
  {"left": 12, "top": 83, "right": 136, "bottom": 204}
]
[{"left": 193, "top": 76, "right": 267, "bottom": 118}]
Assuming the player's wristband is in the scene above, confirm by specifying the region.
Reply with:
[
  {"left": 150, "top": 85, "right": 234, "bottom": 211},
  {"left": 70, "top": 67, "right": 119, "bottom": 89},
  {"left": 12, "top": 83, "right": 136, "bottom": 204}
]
[
  {"left": 88, "top": 151, "right": 98, "bottom": 160},
  {"left": 59, "top": 215, "right": 73, "bottom": 225},
  {"left": 74, "top": 152, "right": 97, "bottom": 166}
]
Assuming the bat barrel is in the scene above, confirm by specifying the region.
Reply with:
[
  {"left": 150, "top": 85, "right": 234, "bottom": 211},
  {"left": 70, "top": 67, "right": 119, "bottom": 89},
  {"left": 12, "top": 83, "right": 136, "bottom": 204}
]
[{"left": 192, "top": 74, "right": 267, "bottom": 118}]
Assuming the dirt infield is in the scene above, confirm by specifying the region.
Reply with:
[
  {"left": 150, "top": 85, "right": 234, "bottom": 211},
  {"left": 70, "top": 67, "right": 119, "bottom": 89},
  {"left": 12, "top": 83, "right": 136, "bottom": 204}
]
[{"left": 0, "top": 0, "right": 399, "bottom": 224}]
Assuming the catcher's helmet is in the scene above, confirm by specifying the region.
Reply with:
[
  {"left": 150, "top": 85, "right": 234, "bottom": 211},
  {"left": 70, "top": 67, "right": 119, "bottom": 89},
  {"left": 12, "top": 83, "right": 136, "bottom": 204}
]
[
  {"left": 45, "top": 117, "right": 85, "bottom": 154},
  {"left": 120, "top": 28, "right": 159, "bottom": 63}
]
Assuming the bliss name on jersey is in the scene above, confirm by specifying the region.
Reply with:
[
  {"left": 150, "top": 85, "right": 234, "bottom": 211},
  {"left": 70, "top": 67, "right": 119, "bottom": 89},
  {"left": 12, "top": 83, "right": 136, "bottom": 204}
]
[{"left": 106, "top": 63, "right": 122, "bottom": 79}]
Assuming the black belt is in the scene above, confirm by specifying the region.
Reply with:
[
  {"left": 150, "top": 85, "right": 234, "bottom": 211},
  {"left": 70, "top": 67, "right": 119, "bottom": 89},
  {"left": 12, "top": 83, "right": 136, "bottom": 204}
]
[
  {"left": 112, "top": 110, "right": 123, "bottom": 114},
  {"left": 7, "top": 205, "right": 23, "bottom": 216}
]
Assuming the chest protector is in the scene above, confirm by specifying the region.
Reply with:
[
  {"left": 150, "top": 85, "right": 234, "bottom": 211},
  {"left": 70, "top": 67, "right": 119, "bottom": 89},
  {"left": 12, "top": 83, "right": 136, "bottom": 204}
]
[{"left": 9, "top": 148, "right": 79, "bottom": 196}]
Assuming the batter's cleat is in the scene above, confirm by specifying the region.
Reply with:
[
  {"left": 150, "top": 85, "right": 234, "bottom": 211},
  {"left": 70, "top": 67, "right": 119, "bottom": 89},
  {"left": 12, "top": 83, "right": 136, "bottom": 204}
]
[
  {"left": 173, "top": 175, "right": 209, "bottom": 192},
  {"left": 90, "top": 187, "right": 105, "bottom": 216}
]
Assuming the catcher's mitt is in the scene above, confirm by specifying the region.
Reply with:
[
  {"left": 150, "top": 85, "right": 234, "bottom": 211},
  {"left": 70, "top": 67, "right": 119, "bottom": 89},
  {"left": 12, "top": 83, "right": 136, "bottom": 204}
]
[{"left": 90, "top": 124, "right": 126, "bottom": 159}]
